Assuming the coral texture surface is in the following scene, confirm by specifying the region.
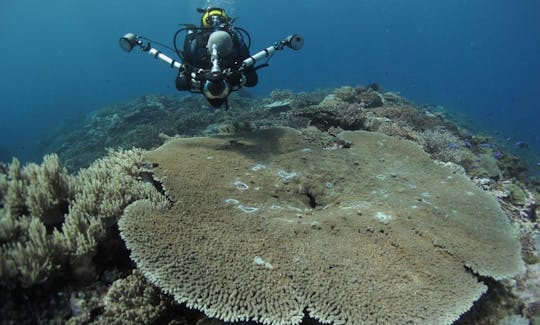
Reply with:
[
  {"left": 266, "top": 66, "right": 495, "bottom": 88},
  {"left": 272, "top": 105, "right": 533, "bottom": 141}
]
[{"left": 119, "top": 127, "right": 523, "bottom": 325}]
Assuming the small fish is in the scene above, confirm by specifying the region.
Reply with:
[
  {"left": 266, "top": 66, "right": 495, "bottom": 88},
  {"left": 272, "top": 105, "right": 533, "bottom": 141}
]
[
  {"left": 515, "top": 140, "right": 528, "bottom": 149},
  {"left": 492, "top": 151, "right": 503, "bottom": 160},
  {"left": 464, "top": 140, "right": 473, "bottom": 149},
  {"left": 479, "top": 143, "right": 492, "bottom": 148},
  {"left": 447, "top": 143, "right": 461, "bottom": 150}
]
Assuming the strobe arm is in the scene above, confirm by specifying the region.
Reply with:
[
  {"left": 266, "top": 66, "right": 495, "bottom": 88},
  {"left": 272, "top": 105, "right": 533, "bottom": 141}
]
[
  {"left": 242, "top": 34, "right": 304, "bottom": 69},
  {"left": 119, "top": 33, "right": 183, "bottom": 70}
]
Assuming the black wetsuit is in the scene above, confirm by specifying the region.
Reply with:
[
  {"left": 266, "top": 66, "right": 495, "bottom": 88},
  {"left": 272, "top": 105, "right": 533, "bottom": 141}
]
[{"left": 176, "top": 28, "right": 258, "bottom": 107}]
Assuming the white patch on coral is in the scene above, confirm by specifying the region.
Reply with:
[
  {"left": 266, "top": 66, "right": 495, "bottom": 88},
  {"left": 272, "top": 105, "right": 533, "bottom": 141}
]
[
  {"left": 378, "top": 189, "right": 390, "bottom": 198},
  {"left": 301, "top": 148, "right": 312, "bottom": 153},
  {"left": 341, "top": 201, "right": 371, "bottom": 210},
  {"left": 375, "top": 212, "right": 393, "bottom": 224},
  {"left": 274, "top": 217, "right": 296, "bottom": 224},
  {"left": 237, "top": 205, "right": 259, "bottom": 213},
  {"left": 234, "top": 180, "right": 249, "bottom": 191},
  {"left": 376, "top": 174, "right": 386, "bottom": 180},
  {"left": 323, "top": 143, "right": 340, "bottom": 151},
  {"left": 253, "top": 256, "right": 273, "bottom": 269},
  {"left": 270, "top": 204, "right": 303, "bottom": 212},
  {"left": 278, "top": 170, "right": 298, "bottom": 182},
  {"left": 224, "top": 198, "right": 240, "bottom": 205},
  {"left": 251, "top": 163, "right": 266, "bottom": 171}
]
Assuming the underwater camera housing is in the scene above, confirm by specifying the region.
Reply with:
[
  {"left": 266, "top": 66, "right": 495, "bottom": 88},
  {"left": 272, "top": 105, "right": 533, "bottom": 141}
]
[
  {"left": 202, "top": 71, "right": 230, "bottom": 100},
  {"left": 201, "top": 31, "right": 234, "bottom": 101}
]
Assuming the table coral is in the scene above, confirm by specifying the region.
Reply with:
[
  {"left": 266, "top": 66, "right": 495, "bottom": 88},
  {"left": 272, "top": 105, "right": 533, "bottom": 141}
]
[{"left": 119, "top": 127, "right": 523, "bottom": 325}]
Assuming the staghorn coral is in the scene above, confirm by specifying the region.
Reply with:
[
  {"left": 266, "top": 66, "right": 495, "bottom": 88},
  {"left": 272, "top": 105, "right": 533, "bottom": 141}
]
[{"left": 119, "top": 127, "right": 523, "bottom": 325}]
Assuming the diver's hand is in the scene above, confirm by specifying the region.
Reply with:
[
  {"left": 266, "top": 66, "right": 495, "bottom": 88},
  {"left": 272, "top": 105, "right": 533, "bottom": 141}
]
[{"left": 224, "top": 68, "right": 245, "bottom": 87}]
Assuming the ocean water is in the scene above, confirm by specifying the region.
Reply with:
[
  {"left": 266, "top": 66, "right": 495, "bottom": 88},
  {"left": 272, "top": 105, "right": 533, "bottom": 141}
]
[{"left": 0, "top": 0, "right": 539, "bottom": 165}]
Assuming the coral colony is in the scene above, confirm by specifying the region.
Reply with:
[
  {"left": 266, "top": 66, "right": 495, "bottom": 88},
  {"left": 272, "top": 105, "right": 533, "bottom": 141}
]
[{"left": 1, "top": 86, "right": 539, "bottom": 324}]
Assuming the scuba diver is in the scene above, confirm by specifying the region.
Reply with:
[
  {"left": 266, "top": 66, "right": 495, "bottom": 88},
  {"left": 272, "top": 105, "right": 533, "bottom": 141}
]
[
  {"left": 119, "top": 7, "right": 303, "bottom": 109},
  {"left": 175, "top": 7, "right": 259, "bottom": 108}
]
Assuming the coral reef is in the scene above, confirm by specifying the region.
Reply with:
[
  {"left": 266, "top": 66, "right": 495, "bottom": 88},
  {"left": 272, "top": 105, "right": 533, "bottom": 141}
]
[
  {"left": 39, "top": 93, "right": 296, "bottom": 172},
  {"left": 2, "top": 85, "right": 538, "bottom": 324},
  {"left": 0, "top": 149, "right": 165, "bottom": 288},
  {"left": 119, "top": 127, "right": 522, "bottom": 325},
  {"left": 419, "top": 127, "right": 470, "bottom": 164},
  {"left": 0, "top": 154, "right": 71, "bottom": 224},
  {"left": 95, "top": 269, "right": 173, "bottom": 324}
]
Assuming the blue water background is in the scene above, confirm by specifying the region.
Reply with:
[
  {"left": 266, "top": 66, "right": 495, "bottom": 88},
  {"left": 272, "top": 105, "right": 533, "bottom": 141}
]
[{"left": 1, "top": 0, "right": 539, "bottom": 165}]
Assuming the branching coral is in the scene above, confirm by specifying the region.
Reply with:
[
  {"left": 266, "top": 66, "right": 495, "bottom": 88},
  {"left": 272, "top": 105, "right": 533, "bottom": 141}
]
[
  {"left": 0, "top": 173, "right": 7, "bottom": 203},
  {"left": 0, "top": 155, "right": 71, "bottom": 224},
  {"left": 0, "top": 212, "right": 55, "bottom": 287},
  {"left": 294, "top": 98, "right": 367, "bottom": 131},
  {"left": 22, "top": 154, "right": 72, "bottom": 224},
  {"left": 0, "top": 149, "right": 165, "bottom": 287},
  {"left": 333, "top": 86, "right": 384, "bottom": 108},
  {"left": 94, "top": 269, "right": 173, "bottom": 324},
  {"left": 53, "top": 148, "right": 167, "bottom": 279},
  {"left": 420, "top": 128, "right": 468, "bottom": 163}
]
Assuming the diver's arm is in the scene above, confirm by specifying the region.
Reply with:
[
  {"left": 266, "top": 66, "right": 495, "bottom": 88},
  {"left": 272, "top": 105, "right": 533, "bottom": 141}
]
[{"left": 147, "top": 47, "right": 184, "bottom": 70}]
